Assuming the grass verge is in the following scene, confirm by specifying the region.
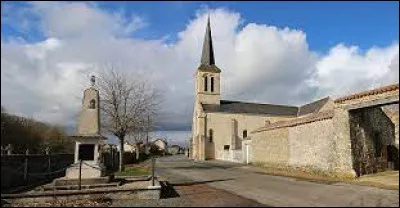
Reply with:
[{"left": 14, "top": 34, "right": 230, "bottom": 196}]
[{"left": 115, "top": 166, "right": 151, "bottom": 177}]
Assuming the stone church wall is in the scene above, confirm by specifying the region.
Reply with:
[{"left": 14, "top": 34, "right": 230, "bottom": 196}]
[{"left": 206, "top": 112, "right": 293, "bottom": 162}]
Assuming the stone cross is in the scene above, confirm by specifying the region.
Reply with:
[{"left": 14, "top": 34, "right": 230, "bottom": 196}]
[{"left": 90, "top": 75, "right": 96, "bottom": 86}]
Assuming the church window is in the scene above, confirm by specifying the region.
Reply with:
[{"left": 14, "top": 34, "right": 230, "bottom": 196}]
[
  {"left": 224, "top": 145, "right": 230, "bottom": 150},
  {"left": 204, "top": 76, "right": 208, "bottom": 91},
  {"left": 243, "top": 130, "right": 247, "bottom": 138},
  {"left": 209, "top": 129, "right": 213, "bottom": 143},
  {"left": 89, "top": 99, "right": 96, "bottom": 109},
  {"left": 211, "top": 77, "right": 214, "bottom": 92}
]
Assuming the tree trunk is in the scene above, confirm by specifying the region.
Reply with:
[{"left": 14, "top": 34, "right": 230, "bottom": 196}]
[
  {"left": 119, "top": 136, "right": 125, "bottom": 172},
  {"left": 135, "top": 143, "right": 140, "bottom": 160}
]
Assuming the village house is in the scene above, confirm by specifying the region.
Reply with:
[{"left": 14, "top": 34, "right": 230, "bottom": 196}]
[{"left": 190, "top": 17, "right": 399, "bottom": 177}]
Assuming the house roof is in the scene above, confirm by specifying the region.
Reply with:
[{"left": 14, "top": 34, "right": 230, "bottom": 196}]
[
  {"left": 335, "top": 83, "right": 399, "bottom": 103},
  {"left": 202, "top": 100, "right": 299, "bottom": 116},
  {"left": 298, "top": 97, "right": 331, "bottom": 116},
  {"left": 252, "top": 110, "right": 335, "bottom": 133}
]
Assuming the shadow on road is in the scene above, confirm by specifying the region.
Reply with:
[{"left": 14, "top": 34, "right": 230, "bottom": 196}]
[
  {"left": 171, "top": 178, "right": 236, "bottom": 187},
  {"left": 159, "top": 181, "right": 180, "bottom": 199}
]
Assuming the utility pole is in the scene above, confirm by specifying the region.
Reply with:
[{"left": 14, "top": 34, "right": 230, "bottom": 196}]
[
  {"left": 146, "top": 113, "right": 149, "bottom": 146},
  {"left": 146, "top": 113, "right": 150, "bottom": 154}
]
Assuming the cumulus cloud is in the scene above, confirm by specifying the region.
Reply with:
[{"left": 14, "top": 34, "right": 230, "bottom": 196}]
[
  {"left": 309, "top": 43, "right": 399, "bottom": 99},
  {"left": 1, "top": 2, "right": 398, "bottom": 131}
]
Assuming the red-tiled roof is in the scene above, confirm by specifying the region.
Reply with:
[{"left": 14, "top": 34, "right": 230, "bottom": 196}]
[
  {"left": 252, "top": 110, "right": 335, "bottom": 133},
  {"left": 335, "top": 83, "right": 399, "bottom": 103}
]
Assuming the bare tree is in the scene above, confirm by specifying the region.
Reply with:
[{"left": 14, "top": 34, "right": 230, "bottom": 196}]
[{"left": 98, "top": 66, "right": 162, "bottom": 171}]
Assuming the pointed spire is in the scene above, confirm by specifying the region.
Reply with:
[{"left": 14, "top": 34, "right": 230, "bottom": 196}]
[{"left": 200, "top": 15, "right": 215, "bottom": 66}]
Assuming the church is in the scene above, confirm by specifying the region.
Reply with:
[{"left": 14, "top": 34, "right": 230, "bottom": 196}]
[
  {"left": 190, "top": 16, "right": 328, "bottom": 162},
  {"left": 190, "top": 17, "right": 399, "bottom": 177}
]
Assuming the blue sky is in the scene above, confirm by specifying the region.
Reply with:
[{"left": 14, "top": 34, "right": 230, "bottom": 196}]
[{"left": 2, "top": 1, "right": 399, "bottom": 53}]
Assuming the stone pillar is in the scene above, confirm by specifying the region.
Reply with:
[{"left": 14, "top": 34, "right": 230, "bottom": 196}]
[
  {"left": 331, "top": 108, "right": 357, "bottom": 177},
  {"left": 74, "top": 142, "right": 80, "bottom": 163},
  {"left": 201, "top": 136, "right": 206, "bottom": 160},
  {"left": 192, "top": 135, "right": 197, "bottom": 160},
  {"left": 231, "top": 119, "right": 237, "bottom": 150},
  {"left": 198, "top": 115, "right": 206, "bottom": 161},
  {"left": 94, "top": 144, "right": 99, "bottom": 164}
]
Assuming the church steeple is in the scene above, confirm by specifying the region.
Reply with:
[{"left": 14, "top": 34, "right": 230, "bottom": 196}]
[
  {"left": 201, "top": 15, "right": 215, "bottom": 66},
  {"left": 198, "top": 15, "right": 221, "bottom": 73},
  {"left": 194, "top": 15, "right": 221, "bottom": 105}
]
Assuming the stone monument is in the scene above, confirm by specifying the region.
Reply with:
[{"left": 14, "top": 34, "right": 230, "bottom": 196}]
[{"left": 65, "top": 75, "right": 107, "bottom": 179}]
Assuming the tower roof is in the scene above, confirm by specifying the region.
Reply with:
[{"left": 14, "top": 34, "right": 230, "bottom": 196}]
[{"left": 198, "top": 16, "right": 221, "bottom": 73}]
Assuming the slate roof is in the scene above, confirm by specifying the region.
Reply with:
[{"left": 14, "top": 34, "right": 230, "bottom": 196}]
[
  {"left": 197, "top": 16, "right": 221, "bottom": 73},
  {"left": 202, "top": 100, "right": 298, "bottom": 116},
  {"left": 297, "top": 97, "right": 331, "bottom": 116},
  {"left": 198, "top": 64, "right": 221, "bottom": 73},
  {"left": 200, "top": 15, "right": 215, "bottom": 66}
]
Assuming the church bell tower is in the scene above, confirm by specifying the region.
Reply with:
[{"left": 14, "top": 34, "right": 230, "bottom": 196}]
[
  {"left": 195, "top": 16, "right": 221, "bottom": 105},
  {"left": 191, "top": 16, "right": 221, "bottom": 161}
]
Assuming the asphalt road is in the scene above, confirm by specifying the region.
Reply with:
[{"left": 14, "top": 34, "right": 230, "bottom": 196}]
[{"left": 155, "top": 155, "right": 399, "bottom": 207}]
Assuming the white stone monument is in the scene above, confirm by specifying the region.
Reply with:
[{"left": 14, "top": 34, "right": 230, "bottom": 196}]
[{"left": 66, "top": 75, "right": 107, "bottom": 179}]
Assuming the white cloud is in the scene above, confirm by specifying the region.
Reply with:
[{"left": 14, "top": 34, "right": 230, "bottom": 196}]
[
  {"left": 1, "top": 2, "right": 398, "bottom": 130},
  {"left": 309, "top": 43, "right": 399, "bottom": 98}
]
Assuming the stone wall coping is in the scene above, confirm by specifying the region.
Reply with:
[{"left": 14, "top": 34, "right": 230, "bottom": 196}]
[
  {"left": 335, "top": 83, "right": 399, "bottom": 103},
  {"left": 252, "top": 110, "right": 335, "bottom": 133},
  {"left": 69, "top": 135, "right": 107, "bottom": 140},
  {"left": 1, "top": 178, "right": 160, "bottom": 199}
]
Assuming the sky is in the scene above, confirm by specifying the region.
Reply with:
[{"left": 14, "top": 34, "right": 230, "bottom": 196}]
[{"left": 1, "top": 1, "right": 399, "bottom": 136}]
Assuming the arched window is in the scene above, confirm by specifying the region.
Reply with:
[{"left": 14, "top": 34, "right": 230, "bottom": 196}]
[
  {"left": 204, "top": 76, "right": 208, "bottom": 91},
  {"left": 89, "top": 99, "right": 96, "bottom": 109},
  {"left": 210, "top": 77, "right": 214, "bottom": 92},
  {"left": 209, "top": 129, "right": 213, "bottom": 143},
  {"left": 243, "top": 130, "right": 247, "bottom": 138}
]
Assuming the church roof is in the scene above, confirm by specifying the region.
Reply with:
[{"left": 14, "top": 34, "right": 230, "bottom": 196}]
[
  {"left": 297, "top": 97, "right": 331, "bottom": 116},
  {"left": 202, "top": 100, "right": 298, "bottom": 116},
  {"left": 252, "top": 110, "right": 335, "bottom": 133},
  {"left": 198, "top": 16, "right": 221, "bottom": 73}
]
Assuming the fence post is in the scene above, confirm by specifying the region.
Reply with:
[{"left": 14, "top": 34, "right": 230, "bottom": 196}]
[
  {"left": 7, "top": 144, "right": 12, "bottom": 155},
  {"left": 46, "top": 147, "right": 51, "bottom": 177},
  {"left": 79, "top": 159, "right": 82, "bottom": 190},
  {"left": 111, "top": 146, "right": 114, "bottom": 169},
  {"left": 151, "top": 157, "right": 155, "bottom": 186},
  {"left": 24, "top": 149, "right": 29, "bottom": 181}
]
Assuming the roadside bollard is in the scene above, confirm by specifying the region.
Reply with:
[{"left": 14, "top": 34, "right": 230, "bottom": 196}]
[
  {"left": 152, "top": 157, "right": 155, "bottom": 186},
  {"left": 79, "top": 160, "right": 82, "bottom": 190},
  {"left": 24, "top": 149, "right": 29, "bottom": 181}
]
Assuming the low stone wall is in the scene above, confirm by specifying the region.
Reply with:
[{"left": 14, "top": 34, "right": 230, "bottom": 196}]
[
  {"left": 288, "top": 119, "right": 333, "bottom": 171},
  {"left": 252, "top": 128, "right": 289, "bottom": 166},
  {"left": 2, "top": 178, "right": 161, "bottom": 203}
]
